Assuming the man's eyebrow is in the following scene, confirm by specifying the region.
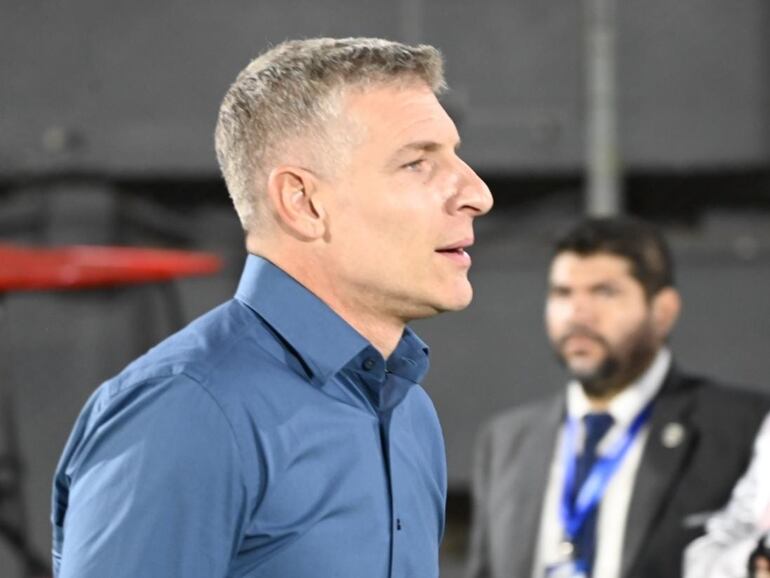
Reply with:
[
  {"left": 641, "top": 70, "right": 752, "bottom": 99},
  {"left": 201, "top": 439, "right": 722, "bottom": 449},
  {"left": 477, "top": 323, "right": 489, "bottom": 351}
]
[
  {"left": 395, "top": 141, "right": 440, "bottom": 155},
  {"left": 393, "top": 139, "right": 462, "bottom": 156},
  {"left": 589, "top": 281, "right": 622, "bottom": 291},
  {"left": 396, "top": 140, "right": 460, "bottom": 154},
  {"left": 590, "top": 278, "right": 621, "bottom": 286},
  {"left": 548, "top": 279, "right": 619, "bottom": 290}
]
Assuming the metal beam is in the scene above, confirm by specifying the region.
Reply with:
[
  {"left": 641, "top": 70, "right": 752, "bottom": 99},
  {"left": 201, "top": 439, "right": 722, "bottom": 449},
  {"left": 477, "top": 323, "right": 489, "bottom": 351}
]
[{"left": 585, "top": 0, "right": 623, "bottom": 216}]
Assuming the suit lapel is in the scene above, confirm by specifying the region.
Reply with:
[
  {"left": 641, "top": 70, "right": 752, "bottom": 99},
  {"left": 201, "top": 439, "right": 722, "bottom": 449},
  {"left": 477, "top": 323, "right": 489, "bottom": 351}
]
[
  {"left": 621, "top": 369, "right": 697, "bottom": 577},
  {"left": 508, "top": 398, "right": 564, "bottom": 577}
]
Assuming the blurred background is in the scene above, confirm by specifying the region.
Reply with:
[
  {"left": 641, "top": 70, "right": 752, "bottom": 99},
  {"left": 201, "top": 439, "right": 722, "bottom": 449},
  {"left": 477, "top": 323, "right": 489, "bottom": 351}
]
[{"left": 1, "top": 1, "right": 769, "bottom": 576}]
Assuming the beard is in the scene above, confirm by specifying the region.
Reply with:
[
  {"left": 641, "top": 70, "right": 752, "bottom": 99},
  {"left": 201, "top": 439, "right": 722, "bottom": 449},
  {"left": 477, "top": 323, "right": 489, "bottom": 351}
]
[{"left": 553, "top": 321, "right": 660, "bottom": 400}]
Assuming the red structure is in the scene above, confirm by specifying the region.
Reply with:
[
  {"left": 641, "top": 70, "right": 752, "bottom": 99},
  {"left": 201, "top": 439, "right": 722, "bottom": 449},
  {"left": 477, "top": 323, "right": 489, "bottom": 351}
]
[
  {"left": 0, "top": 244, "right": 222, "bottom": 292},
  {"left": 0, "top": 243, "right": 223, "bottom": 578}
]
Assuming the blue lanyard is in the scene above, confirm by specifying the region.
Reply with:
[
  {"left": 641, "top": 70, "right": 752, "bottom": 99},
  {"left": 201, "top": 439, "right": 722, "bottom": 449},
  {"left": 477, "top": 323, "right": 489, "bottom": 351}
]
[{"left": 559, "top": 401, "right": 654, "bottom": 540}]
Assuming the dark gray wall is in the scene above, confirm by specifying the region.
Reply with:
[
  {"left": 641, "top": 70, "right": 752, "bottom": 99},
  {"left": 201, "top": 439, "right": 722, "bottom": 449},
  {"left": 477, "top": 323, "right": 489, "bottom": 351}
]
[{"left": 2, "top": 0, "right": 769, "bottom": 176}]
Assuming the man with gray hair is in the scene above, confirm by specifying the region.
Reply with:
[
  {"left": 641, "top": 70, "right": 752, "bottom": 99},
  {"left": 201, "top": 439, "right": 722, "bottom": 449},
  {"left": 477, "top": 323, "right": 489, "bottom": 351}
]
[{"left": 51, "top": 37, "right": 492, "bottom": 578}]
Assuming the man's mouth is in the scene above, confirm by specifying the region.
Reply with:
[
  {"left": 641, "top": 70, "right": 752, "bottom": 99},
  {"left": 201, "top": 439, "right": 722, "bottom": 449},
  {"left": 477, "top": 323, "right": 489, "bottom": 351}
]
[
  {"left": 559, "top": 331, "right": 608, "bottom": 355},
  {"left": 436, "top": 240, "right": 473, "bottom": 266}
]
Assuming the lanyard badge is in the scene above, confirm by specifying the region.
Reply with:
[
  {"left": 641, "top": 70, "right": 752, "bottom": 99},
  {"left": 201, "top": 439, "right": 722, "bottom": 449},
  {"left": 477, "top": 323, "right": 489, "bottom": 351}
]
[
  {"left": 545, "top": 539, "right": 586, "bottom": 577},
  {"left": 555, "top": 401, "right": 654, "bottom": 571},
  {"left": 545, "top": 560, "right": 588, "bottom": 578}
]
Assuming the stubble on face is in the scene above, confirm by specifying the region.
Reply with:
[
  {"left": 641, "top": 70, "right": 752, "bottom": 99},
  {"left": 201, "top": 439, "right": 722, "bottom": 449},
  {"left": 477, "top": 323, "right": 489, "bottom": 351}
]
[
  {"left": 553, "top": 316, "right": 660, "bottom": 400},
  {"left": 319, "top": 83, "right": 484, "bottom": 319}
]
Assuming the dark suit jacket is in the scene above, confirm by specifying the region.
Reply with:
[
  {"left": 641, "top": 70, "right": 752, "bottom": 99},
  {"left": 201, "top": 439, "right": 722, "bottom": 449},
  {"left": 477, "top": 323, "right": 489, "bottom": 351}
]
[{"left": 467, "top": 367, "right": 770, "bottom": 578}]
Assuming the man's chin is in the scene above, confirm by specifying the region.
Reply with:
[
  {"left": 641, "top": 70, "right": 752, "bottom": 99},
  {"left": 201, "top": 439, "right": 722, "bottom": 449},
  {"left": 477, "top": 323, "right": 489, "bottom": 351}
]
[
  {"left": 405, "top": 289, "right": 473, "bottom": 321},
  {"left": 565, "top": 359, "right": 627, "bottom": 399},
  {"left": 429, "top": 295, "right": 473, "bottom": 316},
  {"left": 564, "top": 362, "right": 614, "bottom": 393},
  {"left": 565, "top": 359, "right": 603, "bottom": 382},
  {"left": 449, "top": 290, "right": 473, "bottom": 311},
  {"left": 438, "top": 281, "right": 474, "bottom": 312}
]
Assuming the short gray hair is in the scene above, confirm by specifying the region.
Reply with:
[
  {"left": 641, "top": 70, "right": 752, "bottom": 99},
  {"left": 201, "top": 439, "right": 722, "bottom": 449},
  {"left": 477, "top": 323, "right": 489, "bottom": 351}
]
[{"left": 214, "top": 37, "right": 446, "bottom": 230}]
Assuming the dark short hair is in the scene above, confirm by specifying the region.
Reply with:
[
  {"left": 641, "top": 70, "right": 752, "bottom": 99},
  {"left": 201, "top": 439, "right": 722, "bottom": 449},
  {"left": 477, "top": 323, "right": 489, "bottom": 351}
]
[{"left": 553, "top": 217, "right": 675, "bottom": 297}]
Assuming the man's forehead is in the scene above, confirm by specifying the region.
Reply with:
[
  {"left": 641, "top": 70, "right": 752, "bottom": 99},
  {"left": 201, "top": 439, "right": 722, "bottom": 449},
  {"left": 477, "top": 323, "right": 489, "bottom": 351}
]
[{"left": 342, "top": 82, "right": 457, "bottom": 142}]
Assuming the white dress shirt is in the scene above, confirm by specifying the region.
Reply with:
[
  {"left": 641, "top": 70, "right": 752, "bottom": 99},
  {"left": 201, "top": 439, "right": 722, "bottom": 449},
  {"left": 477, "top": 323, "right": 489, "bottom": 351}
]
[
  {"left": 683, "top": 413, "right": 770, "bottom": 578},
  {"left": 532, "top": 348, "right": 672, "bottom": 578}
]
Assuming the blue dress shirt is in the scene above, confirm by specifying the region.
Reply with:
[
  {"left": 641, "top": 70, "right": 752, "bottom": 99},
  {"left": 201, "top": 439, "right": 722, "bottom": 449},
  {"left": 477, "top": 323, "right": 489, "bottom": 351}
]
[{"left": 52, "top": 255, "right": 446, "bottom": 578}]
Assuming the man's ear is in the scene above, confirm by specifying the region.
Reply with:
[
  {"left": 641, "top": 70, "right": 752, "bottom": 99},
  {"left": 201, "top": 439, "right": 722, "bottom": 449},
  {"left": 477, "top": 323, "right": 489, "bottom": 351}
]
[
  {"left": 651, "top": 287, "right": 682, "bottom": 339},
  {"left": 265, "top": 166, "right": 326, "bottom": 240}
]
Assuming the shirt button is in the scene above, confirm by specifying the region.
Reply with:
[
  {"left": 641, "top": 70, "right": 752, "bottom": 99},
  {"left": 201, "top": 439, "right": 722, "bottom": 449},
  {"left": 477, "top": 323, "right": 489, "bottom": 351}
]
[{"left": 362, "top": 358, "right": 376, "bottom": 371}]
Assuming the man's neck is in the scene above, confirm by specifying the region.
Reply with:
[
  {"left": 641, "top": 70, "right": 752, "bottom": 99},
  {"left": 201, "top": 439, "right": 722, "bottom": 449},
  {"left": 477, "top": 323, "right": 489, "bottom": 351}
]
[
  {"left": 252, "top": 246, "right": 406, "bottom": 359},
  {"left": 581, "top": 377, "right": 634, "bottom": 411},
  {"left": 586, "top": 394, "right": 616, "bottom": 412}
]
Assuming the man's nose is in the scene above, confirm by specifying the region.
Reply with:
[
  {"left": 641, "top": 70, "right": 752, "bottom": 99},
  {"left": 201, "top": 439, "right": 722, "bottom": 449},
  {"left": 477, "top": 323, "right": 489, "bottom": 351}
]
[
  {"left": 448, "top": 159, "right": 493, "bottom": 217},
  {"left": 567, "top": 295, "right": 596, "bottom": 324}
]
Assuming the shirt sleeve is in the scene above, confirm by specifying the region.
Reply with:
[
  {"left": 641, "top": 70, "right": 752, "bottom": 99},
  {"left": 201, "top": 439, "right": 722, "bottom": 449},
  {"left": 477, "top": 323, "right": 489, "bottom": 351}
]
[{"left": 54, "top": 374, "right": 248, "bottom": 578}]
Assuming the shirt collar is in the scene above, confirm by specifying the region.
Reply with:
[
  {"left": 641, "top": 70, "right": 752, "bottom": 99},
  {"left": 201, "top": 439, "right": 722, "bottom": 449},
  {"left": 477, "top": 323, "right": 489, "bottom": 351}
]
[
  {"left": 234, "top": 254, "right": 429, "bottom": 385},
  {"left": 567, "top": 347, "right": 672, "bottom": 426},
  {"left": 387, "top": 327, "right": 431, "bottom": 384}
]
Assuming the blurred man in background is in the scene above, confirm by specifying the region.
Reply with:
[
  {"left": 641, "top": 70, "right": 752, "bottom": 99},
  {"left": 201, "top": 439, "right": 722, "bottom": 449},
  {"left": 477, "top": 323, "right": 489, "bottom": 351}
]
[
  {"left": 52, "top": 37, "right": 492, "bottom": 578},
  {"left": 467, "top": 217, "right": 770, "bottom": 578}
]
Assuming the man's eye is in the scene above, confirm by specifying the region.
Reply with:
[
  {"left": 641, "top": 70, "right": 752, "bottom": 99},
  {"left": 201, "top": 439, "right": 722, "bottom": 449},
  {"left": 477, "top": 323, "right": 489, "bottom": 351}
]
[
  {"left": 403, "top": 158, "right": 428, "bottom": 171},
  {"left": 595, "top": 286, "right": 618, "bottom": 297},
  {"left": 549, "top": 287, "right": 569, "bottom": 298}
]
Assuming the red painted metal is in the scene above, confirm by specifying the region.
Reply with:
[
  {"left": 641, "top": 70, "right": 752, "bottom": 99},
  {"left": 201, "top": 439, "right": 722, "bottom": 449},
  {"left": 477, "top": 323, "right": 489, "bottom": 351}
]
[{"left": 0, "top": 244, "right": 223, "bottom": 291}]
